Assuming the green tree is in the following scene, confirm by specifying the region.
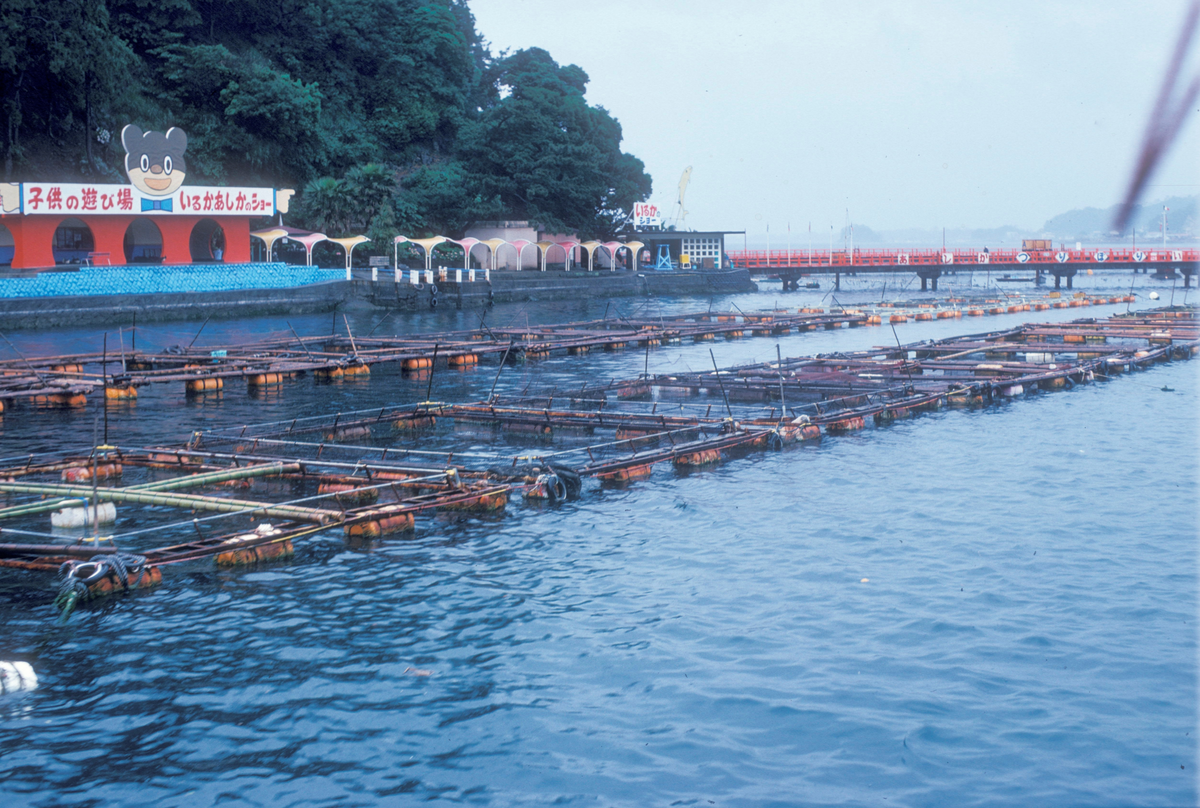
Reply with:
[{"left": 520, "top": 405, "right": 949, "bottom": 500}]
[
  {"left": 0, "top": 0, "right": 135, "bottom": 178},
  {"left": 0, "top": 1, "right": 652, "bottom": 239},
  {"left": 295, "top": 163, "right": 398, "bottom": 244},
  {"left": 343, "top": 163, "right": 393, "bottom": 230},
  {"left": 297, "top": 176, "right": 348, "bottom": 235},
  {"left": 153, "top": 43, "right": 324, "bottom": 185},
  {"left": 454, "top": 47, "right": 651, "bottom": 237}
]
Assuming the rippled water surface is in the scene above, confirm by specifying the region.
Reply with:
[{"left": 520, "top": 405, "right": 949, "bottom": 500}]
[{"left": 0, "top": 280, "right": 1196, "bottom": 806}]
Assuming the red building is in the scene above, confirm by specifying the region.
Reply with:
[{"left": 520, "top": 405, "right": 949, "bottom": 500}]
[
  {"left": 0, "top": 181, "right": 291, "bottom": 269},
  {"left": 0, "top": 125, "right": 293, "bottom": 270}
]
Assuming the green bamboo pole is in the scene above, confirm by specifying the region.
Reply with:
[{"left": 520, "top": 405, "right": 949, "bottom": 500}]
[
  {"left": 0, "top": 463, "right": 303, "bottom": 520},
  {"left": 136, "top": 463, "right": 302, "bottom": 492},
  {"left": 0, "top": 480, "right": 338, "bottom": 525}
]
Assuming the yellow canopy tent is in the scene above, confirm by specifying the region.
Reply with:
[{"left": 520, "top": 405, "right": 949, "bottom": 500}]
[
  {"left": 328, "top": 235, "right": 370, "bottom": 280},
  {"left": 249, "top": 228, "right": 288, "bottom": 262},
  {"left": 578, "top": 241, "right": 602, "bottom": 271}
]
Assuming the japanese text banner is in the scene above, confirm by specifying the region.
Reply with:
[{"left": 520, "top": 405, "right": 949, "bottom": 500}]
[{"left": 18, "top": 183, "right": 276, "bottom": 216}]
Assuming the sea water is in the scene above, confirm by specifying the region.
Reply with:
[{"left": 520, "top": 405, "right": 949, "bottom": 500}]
[{"left": 0, "top": 281, "right": 1195, "bottom": 806}]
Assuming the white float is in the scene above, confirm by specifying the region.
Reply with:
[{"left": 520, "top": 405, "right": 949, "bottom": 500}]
[
  {"left": 0, "top": 661, "right": 37, "bottom": 695},
  {"left": 51, "top": 503, "right": 116, "bottom": 528}
]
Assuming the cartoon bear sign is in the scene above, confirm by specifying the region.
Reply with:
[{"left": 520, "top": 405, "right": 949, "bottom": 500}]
[{"left": 122, "top": 125, "right": 188, "bottom": 210}]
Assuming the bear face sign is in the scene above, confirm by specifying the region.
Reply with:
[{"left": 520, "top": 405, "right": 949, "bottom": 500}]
[
  {"left": 122, "top": 125, "right": 188, "bottom": 197},
  {"left": 11, "top": 123, "right": 290, "bottom": 220}
]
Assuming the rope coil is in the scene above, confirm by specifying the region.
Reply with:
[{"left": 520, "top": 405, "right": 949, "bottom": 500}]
[
  {"left": 54, "top": 552, "right": 148, "bottom": 620},
  {"left": 534, "top": 473, "right": 568, "bottom": 503}
]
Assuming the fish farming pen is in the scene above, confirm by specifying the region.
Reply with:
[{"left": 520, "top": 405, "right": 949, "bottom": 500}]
[
  {"left": 0, "top": 308, "right": 865, "bottom": 408},
  {"left": 0, "top": 292, "right": 1138, "bottom": 410},
  {"left": 0, "top": 307, "right": 1193, "bottom": 620}
]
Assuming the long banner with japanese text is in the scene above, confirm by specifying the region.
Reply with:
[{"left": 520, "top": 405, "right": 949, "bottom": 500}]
[{"left": 17, "top": 183, "right": 276, "bottom": 216}]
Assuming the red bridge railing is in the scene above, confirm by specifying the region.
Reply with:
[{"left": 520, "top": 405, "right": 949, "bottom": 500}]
[{"left": 727, "top": 247, "right": 1199, "bottom": 269}]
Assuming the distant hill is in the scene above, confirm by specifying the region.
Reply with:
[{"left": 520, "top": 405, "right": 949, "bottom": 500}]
[
  {"left": 1040, "top": 196, "right": 1197, "bottom": 241},
  {"left": 839, "top": 224, "right": 1036, "bottom": 249},
  {"left": 830, "top": 195, "right": 1200, "bottom": 249}
]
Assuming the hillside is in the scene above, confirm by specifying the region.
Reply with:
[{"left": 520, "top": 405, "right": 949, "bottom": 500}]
[
  {"left": 1040, "top": 196, "right": 1197, "bottom": 241},
  {"left": 0, "top": 1, "right": 651, "bottom": 240}
]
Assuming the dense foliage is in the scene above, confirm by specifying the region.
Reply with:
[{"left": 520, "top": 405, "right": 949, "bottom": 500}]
[{"left": 0, "top": 0, "right": 650, "bottom": 240}]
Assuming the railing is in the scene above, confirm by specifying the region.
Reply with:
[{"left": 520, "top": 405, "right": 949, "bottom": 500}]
[{"left": 727, "top": 248, "right": 1200, "bottom": 269}]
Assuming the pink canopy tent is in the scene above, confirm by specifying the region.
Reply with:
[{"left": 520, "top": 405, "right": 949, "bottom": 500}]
[
  {"left": 555, "top": 240, "right": 581, "bottom": 271},
  {"left": 289, "top": 232, "right": 329, "bottom": 266},
  {"left": 447, "top": 237, "right": 482, "bottom": 270},
  {"left": 508, "top": 239, "right": 536, "bottom": 271}
]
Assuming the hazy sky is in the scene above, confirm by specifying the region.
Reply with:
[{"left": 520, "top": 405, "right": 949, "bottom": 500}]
[{"left": 471, "top": 0, "right": 1199, "bottom": 238}]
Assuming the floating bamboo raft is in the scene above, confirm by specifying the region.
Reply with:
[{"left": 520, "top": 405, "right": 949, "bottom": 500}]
[
  {"left": 0, "top": 307, "right": 1193, "bottom": 618},
  {"left": 0, "top": 294, "right": 1142, "bottom": 408}
]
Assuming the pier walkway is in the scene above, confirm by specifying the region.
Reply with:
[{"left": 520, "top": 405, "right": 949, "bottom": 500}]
[{"left": 728, "top": 247, "right": 1200, "bottom": 290}]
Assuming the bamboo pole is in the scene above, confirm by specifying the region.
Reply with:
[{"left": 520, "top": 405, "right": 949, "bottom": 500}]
[
  {"left": 0, "top": 463, "right": 303, "bottom": 520},
  {"left": 0, "top": 480, "right": 338, "bottom": 524},
  {"left": 138, "top": 462, "right": 302, "bottom": 492}
]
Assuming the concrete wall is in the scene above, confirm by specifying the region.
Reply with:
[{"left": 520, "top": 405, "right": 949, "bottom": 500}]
[
  {"left": 0, "top": 280, "right": 353, "bottom": 330},
  {"left": 0, "top": 268, "right": 758, "bottom": 329},
  {"left": 463, "top": 223, "right": 538, "bottom": 269},
  {"left": 462, "top": 222, "right": 583, "bottom": 270}
]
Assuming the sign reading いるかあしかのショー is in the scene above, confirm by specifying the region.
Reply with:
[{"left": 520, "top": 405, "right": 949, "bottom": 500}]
[{"left": 18, "top": 183, "right": 277, "bottom": 216}]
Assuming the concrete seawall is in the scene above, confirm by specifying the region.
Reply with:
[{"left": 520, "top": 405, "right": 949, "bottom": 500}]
[
  {"left": 361, "top": 268, "right": 757, "bottom": 310},
  {"left": 0, "top": 282, "right": 357, "bottom": 330},
  {"left": 0, "top": 268, "right": 756, "bottom": 330}
]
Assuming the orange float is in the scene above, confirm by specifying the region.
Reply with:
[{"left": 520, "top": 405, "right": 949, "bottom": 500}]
[
  {"left": 216, "top": 539, "right": 295, "bottom": 567},
  {"left": 674, "top": 449, "right": 722, "bottom": 467},
  {"left": 185, "top": 377, "right": 223, "bottom": 393},
  {"left": 247, "top": 372, "right": 288, "bottom": 386},
  {"left": 104, "top": 385, "right": 138, "bottom": 400},
  {"left": 344, "top": 512, "right": 415, "bottom": 538},
  {"left": 393, "top": 415, "right": 436, "bottom": 430},
  {"left": 62, "top": 463, "right": 122, "bottom": 483},
  {"left": 318, "top": 482, "right": 379, "bottom": 504},
  {"left": 597, "top": 464, "right": 654, "bottom": 483},
  {"left": 824, "top": 416, "right": 865, "bottom": 433},
  {"left": 33, "top": 393, "right": 88, "bottom": 408},
  {"left": 439, "top": 490, "right": 509, "bottom": 511}
]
